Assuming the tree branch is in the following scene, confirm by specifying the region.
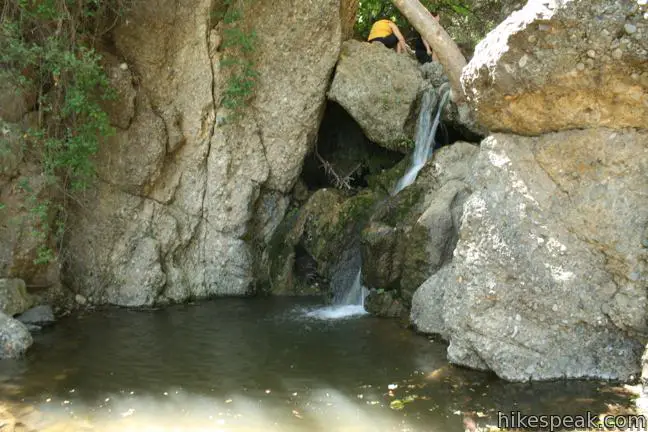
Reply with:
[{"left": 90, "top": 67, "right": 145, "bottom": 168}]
[{"left": 390, "top": 0, "right": 467, "bottom": 102}]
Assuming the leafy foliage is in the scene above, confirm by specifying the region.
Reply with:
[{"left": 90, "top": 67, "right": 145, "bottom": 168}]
[
  {"left": 218, "top": 0, "right": 258, "bottom": 118},
  {"left": 355, "top": 0, "right": 472, "bottom": 40},
  {"left": 354, "top": 0, "right": 509, "bottom": 53},
  {"left": 0, "top": 0, "right": 128, "bottom": 264}
]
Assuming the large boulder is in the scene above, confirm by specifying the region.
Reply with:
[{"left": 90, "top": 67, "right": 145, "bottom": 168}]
[
  {"left": 462, "top": 0, "right": 648, "bottom": 135},
  {"left": 64, "top": 0, "right": 347, "bottom": 306},
  {"left": 0, "top": 279, "right": 33, "bottom": 317},
  {"left": 411, "top": 129, "right": 648, "bottom": 381},
  {"left": 0, "top": 312, "right": 33, "bottom": 359},
  {"left": 328, "top": 40, "right": 426, "bottom": 152}
]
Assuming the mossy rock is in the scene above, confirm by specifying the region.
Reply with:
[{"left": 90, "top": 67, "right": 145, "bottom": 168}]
[
  {"left": 399, "top": 223, "right": 434, "bottom": 305},
  {"left": 369, "top": 184, "right": 424, "bottom": 228},
  {"left": 365, "top": 289, "right": 407, "bottom": 318},
  {"left": 266, "top": 207, "right": 300, "bottom": 294},
  {"left": 266, "top": 188, "right": 381, "bottom": 295},
  {"left": 299, "top": 188, "right": 379, "bottom": 275},
  {"left": 360, "top": 222, "right": 403, "bottom": 291},
  {"left": 366, "top": 157, "right": 408, "bottom": 195},
  {"left": 0, "top": 279, "right": 34, "bottom": 317}
]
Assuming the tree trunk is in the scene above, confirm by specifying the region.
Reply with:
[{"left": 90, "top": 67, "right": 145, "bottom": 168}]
[{"left": 391, "top": 0, "right": 467, "bottom": 102}]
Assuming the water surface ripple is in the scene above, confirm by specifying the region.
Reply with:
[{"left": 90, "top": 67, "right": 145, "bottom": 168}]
[{"left": 0, "top": 298, "right": 635, "bottom": 431}]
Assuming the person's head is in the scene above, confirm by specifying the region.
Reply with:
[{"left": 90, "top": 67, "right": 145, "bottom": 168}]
[{"left": 373, "top": 14, "right": 392, "bottom": 22}]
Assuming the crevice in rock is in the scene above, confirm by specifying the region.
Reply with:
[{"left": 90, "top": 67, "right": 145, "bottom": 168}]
[
  {"left": 531, "top": 147, "right": 571, "bottom": 198},
  {"left": 94, "top": 177, "right": 169, "bottom": 207},
  {"left": 301, "top": 101, "right": 404, "bottom": 191},
  {"left": 197, "top": 0, "right": 221, "bottom": 253}
]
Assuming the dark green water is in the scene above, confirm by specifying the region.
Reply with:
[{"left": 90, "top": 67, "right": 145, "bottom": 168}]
[{"left": 0, "top": 298, "right": 637, "bottom": 431}]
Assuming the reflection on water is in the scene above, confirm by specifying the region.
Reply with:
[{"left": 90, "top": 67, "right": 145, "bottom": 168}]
[{"left": 0, "top": 298, "right": 637, "bottom": 431}]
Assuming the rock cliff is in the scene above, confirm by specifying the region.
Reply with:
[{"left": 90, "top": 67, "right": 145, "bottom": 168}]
[{"left": 62, "top": 0, "right": 352, "bottom": 306}]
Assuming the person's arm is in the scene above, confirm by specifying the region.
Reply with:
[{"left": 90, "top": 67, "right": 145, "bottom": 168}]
[{"left": 388, "top": 21, "right": 407, "bottom": 46}]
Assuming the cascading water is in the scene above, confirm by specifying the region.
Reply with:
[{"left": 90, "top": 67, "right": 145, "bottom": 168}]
[
  {"left": 336, "top": 269, "right": 366, "bottom": 307},
  {"left": 305, "top": 268, "right": 368, "bottom": 320},
  {"left": 303, "top": 85, "right": 449, "bottom": 320},
  {"left": 392, "top": 84, "right": 451, "bottom": 195}
]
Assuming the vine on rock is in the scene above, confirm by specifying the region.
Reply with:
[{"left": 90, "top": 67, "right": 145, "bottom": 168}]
[
  {"left": 0, "top": 0, "right": 129, "bottom": 264},
  {"left": 217, "top": 0, "right": 258, "bottom": 119}
]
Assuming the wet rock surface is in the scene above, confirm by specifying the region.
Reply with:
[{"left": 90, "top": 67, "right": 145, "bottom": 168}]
[
  {"left": 365, "top": 289, "right": 407, "bottom": 318},
  {"left": 361, "top": 142, "right": 479, "bottom": 314},
  {"left": 267, "top": 188, "right": 380, "bottom": 298},
  {"left": 16, "top": 305, "right": 55, "bottom": 327}
]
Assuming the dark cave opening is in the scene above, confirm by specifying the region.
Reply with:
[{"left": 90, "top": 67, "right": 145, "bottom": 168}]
[
  {"left": 301, "top": 101, "right": 405, "bottom": 191},
  {"left": 301, "top": 101, "right": 482, "bottom": 192}
]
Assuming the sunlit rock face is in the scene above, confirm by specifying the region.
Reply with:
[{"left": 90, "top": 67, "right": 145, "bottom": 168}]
[
  {"left": 441, "top": 0, "right": 526, "bottom": 55},
  {"left": 412, "top": 129, "right": 648, "bottom": 381},
  {"left": 462, "top": 0, "right": 648, "bottom": 135},
  {"left": 64, "top": 0, "right": 348, "bottom": 306}
]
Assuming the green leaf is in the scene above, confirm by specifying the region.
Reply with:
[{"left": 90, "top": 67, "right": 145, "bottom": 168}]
[{"left": 390, "top": 400, "right": 405, "bottom": 410}]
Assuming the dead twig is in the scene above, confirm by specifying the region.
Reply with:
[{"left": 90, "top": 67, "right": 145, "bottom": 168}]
[{"left": 314, "top": 146, "right": 361, "bottom": 191}]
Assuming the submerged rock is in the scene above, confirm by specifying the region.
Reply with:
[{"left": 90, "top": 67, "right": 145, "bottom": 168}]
[
  {"left": 412, "top": 129, "right": 648, "bottom": 381},
  {"left": 328, "top": 40, "right": 425, "bottom": 152},
  {"left": 0, "top": 312, "right": 33, "bottom": 359},
  {"left": 16, "top": 305, "right": 55, "bottom": 327},
  {"left": 462, "top": 0, "right": 648, "bottom": 135},
  {"left": 0, "top": 279, "right": 33, "bottom": 317}
]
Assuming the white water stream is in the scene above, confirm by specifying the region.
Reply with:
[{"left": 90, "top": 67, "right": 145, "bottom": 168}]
[
  {"left": 393, "top": 85, "right": 451, "bottom": 195},
  {"left": 306, "top": 85, "right": 450, "bottom": 320}
]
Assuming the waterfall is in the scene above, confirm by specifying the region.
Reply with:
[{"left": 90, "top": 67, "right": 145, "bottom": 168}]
[
  {"left": 392, "top": 84, "right": 451, "bottom": 195},
  {"left": 304, "top": 268, "right": 368, "bottom": 320},
  {"left": 303, "top": 85, "right": 450, "bottom": 320},
  {"left": 335, "top": 269, "right": 366, "bottom": 307}
]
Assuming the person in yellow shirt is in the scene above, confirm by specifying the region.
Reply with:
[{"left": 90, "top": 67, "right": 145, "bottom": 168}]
[{"left": 367, "top": 18, "right": 408, "bottom": 54}]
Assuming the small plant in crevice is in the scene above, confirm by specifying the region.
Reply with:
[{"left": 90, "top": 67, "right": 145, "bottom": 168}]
[
  {"left": 217, "top": 0, "right": 259, "bottom": 119},
  {"left": 0, "top": 0, "right": 129, "bottom": 265}
]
